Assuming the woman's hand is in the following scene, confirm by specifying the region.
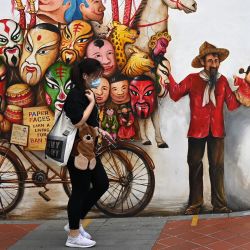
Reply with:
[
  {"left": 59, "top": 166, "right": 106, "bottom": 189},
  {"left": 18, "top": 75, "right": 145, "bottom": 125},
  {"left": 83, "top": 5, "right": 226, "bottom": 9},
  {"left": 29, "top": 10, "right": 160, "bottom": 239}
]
[
  {"left": 97, "top": 127, "right": 113, "bottom": 140},
  {"left": 85, "top": 90, "right": 95, "bottom": 104}
]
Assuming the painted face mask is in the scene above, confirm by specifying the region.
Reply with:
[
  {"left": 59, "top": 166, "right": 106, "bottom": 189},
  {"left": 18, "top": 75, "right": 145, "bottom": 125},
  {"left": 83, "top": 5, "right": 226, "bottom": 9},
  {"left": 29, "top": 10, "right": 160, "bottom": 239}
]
[
  {"left": 129, "top": 78, "right": 156, "bottom": 119},
  {"left": 19, "top": 23, "right": 61, "bottom": 86},
  {"left": 45, "top": 61, "right": 73, "bottom": 112},
  {"left": 60, "top": 20, "right": 94, "bottom": 65},
  {"left": 0, "top": 60, "right": 7, "bottom": 112},
  {"left": 79, "top": 0, "right": 106, "bottom": 24},
  {"left": 0, "top": 19, "right": 24, "bottom": 67},
  {"left": 156, "top": 59, "right": 170, "bottom": 97},
  {"left": 86, "top": 39, "right": 117, "bottom": 77}
]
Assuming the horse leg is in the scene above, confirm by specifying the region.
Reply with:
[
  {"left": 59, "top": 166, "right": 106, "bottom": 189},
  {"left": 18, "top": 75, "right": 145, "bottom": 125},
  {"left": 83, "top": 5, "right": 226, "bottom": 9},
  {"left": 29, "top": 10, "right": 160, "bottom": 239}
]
[
  {"left": 138, "top": 119, "right": 151, "bottom": 145},
  {"left": 151, "top": 105, "right": 168, "bottom": 148}
]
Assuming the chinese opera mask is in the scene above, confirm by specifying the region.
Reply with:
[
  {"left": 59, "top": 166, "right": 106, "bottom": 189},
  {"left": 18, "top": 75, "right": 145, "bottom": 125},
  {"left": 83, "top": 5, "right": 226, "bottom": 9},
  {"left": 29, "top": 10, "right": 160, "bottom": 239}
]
[
  {"left": 60, "top": 20, "right": 94, "bottom": 65},
  {"left": 153, "top": 38, "right": 169, "bottom": 57},
  {"left": 86, "top": 39, "right": 117, "bottom": 77},
  {"left": 148, "top": 31, "right": 171, "bottom": 61},
  {"left": 45, "top": 62, "right": 73, "bottom": 112},
  {"left": 0, "top": 60, "right": 7, "bottom": 112},
  {"left": 156, "top": 58, "right": 170, "bottom": 97},
  {"left": 19, "top": 23, "right": 61, "bottom": 86},
  {"left": 0, "top": 19, "right": 24, "bottom": 67},
  {"left": 129, "top": 76, "right": 156, "bottom": 119}
]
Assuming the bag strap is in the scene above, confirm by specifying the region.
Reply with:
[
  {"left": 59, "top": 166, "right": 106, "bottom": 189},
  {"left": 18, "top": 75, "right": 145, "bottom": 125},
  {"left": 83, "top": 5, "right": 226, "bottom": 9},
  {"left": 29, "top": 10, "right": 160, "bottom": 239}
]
[{"left": 48, "top": 109, "right": 64, "bottom": 134}]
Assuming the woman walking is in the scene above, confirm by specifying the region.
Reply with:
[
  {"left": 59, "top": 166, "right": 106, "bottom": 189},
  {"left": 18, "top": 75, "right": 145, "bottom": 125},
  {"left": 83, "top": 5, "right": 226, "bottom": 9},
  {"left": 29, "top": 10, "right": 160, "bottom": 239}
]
[{"left": 63, "top": 58, "right": 109, "bottom": 248}]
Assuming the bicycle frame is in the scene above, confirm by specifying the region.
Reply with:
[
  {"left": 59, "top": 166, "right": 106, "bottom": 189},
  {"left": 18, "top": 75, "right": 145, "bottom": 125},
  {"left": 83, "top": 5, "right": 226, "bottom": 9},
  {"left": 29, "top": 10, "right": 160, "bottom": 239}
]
[{"left": 0, "top": 141, "right": 70, "bottom": 187}]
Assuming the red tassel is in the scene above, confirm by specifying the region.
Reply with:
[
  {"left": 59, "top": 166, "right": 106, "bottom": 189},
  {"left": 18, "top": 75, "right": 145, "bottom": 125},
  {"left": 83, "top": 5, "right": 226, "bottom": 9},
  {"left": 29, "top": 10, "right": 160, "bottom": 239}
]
[
  {"left": 26, "top": 0, "right": 30, "bottom": 11},
  {"left": 11, "top": 0, "right": 15, "bottom": 14},
  {"left": 111, "top": 0, "right": 119, "bottom": 22},
  {"left": 123, "top": 0, "right": 132, "bottom": 25}
]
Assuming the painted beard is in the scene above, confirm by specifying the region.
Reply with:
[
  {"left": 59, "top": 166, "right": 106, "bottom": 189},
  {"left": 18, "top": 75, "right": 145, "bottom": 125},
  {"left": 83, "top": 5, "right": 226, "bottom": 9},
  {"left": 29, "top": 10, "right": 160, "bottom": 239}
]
[
  {"left": 134, "top": 102, "right": 150, "bottom": 119},
  {"left": 4, "top": 46, "right": 21, "bottom": 67},
  {"left": 122, "top": 112, "right": 129, "bottom": 120},
  {"left": 20, "top": 62, "right": 42, "bottom": 85},
  {"left": 209, "top": 67, "right": 218, "bottom": 89}
]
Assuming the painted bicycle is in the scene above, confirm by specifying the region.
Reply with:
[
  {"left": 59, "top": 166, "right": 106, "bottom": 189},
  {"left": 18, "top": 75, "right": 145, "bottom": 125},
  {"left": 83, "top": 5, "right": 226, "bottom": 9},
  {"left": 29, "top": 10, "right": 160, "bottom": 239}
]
[{"left": 0, "top": 137, "right": 155, "bottom": 217}]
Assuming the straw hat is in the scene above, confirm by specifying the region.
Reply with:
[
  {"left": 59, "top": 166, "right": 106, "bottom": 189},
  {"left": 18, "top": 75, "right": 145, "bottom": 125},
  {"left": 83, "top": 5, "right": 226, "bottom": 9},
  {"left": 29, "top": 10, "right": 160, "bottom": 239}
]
[{"left": 191, "top": 41, "right": 229, "bottom": 68}]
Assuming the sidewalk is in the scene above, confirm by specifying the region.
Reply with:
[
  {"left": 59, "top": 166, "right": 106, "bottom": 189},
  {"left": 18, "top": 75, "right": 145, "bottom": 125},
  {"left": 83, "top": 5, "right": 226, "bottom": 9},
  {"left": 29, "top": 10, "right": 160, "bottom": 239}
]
[{"left": 2, "top": 212, "right": 250, "bottom": 249}]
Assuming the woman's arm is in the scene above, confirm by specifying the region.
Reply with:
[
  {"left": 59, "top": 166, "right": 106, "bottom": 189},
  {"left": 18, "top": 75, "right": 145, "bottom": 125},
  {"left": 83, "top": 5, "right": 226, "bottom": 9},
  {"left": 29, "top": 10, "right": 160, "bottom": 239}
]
[{"left": 74, "top": 90, "right": 96, "bottom": 128}]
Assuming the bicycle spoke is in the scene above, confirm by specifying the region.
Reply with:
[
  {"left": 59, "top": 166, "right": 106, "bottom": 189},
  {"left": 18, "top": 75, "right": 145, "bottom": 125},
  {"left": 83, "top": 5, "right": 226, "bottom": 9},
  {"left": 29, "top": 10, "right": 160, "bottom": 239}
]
[
  {"left": 96, "top": 143, "right": 155, "bottom": 217},
  {"left": 132, "top": 162, "right": 145, "bottom": 174},
  {"left": 1, "top": 188, "right": 17, "bottom": 200},
  {"left": 101, "top": 183, "right": 120, "bottom": 203},
  {"left": 0, "top": 189, "right": 11, "bottom": 205},
  {"left": 102, "top": 152, "right": 123, "bottom": 177},
  {"left": 130, "top": 190, "right": 142, "bottom": 202},
  {"left": 132, "top": 182, "right": 149, "bottom": 187},
  {"left": 112, "top": 185, "right": 124, "bottom": 208},
  {"left": 133, "top": 171, "right": 149, "bottom": 180}
]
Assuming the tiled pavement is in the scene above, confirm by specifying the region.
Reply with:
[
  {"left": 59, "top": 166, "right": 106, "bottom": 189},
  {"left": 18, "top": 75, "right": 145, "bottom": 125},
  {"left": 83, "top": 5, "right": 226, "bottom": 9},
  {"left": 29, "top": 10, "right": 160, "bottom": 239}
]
[
  {"left": 153, "top": 216, "right": 250, "bottom": 249},
  {"left": 3, "top": 215, "right": 250, "bottom": 249},
  {"left": 0, "top": 224, "right": 39, "bottom": 250}
]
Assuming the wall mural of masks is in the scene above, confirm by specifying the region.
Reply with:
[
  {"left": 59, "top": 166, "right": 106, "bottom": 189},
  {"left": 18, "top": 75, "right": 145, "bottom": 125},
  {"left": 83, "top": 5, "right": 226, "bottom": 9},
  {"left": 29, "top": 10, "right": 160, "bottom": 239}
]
[
  {"left": 2, "top": 0, "right": 250, "bottom": 217},
  {"left": 1, "top": 0, "right": 199, "bottom": 149}
]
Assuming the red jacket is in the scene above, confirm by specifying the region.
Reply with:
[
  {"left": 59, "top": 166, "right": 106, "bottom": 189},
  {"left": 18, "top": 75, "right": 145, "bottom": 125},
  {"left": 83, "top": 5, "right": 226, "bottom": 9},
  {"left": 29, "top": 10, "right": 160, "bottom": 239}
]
[{"left": 168, "top": 73, "right": 240, "bottom": 138}]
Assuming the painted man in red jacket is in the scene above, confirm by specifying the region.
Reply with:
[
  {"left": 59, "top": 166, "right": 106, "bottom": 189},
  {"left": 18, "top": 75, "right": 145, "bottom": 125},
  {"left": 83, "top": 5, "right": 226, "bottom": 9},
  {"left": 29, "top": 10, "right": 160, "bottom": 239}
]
[{"left": 167, "top": 42, "right": 240, "bottom": 215}]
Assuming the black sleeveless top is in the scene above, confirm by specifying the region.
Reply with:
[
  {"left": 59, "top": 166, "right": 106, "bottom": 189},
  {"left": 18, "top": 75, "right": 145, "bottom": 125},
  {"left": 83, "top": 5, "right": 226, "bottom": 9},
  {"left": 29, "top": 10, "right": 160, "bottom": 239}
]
[{"left": 63, "top": 87, "right": 99, "bottom": 128}]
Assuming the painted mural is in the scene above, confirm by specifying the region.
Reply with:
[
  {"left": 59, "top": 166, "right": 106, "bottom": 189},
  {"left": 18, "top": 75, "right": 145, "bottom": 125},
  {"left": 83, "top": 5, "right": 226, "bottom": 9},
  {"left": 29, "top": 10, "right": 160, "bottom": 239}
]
[{"left": 1, "top": 0, "right": 250, "bottom": 218}]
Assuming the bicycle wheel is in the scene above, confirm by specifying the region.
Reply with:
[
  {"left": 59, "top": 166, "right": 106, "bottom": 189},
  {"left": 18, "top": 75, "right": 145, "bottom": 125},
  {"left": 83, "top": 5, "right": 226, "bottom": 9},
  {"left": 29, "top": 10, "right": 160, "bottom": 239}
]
[
  {"left": 0, "top": 148, "right": 25, "bottom": 215},
  {"left": 61, "top": 151, "right": 130, "bottom": 202},
  {"left": 96, "top": 142, "right": 155, "bottom": 217}
]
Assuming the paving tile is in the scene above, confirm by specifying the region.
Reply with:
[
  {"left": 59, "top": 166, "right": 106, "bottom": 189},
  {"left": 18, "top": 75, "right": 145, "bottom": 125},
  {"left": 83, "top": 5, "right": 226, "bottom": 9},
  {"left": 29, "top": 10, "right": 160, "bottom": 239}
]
[
  {"left": 192, "top": 235, "right": 219, "bottom": 246},
  {"left": 207, "top": 240, "right": 235, "bottom": 250},
  {"left": 152, "top": 242, "right": 167, "bottom": 250},
  {"left": 158, "top": 236, "right": 186, "bottom": 247},
  {"left": 210, "top": 230, "right": 237, "bottom": 240},
  {"left": 0, "top": 224, "right": 39, "bottom": 249},
  {"left": 195, "top": 225, "right": 222, "bottom": 235},
  {"left": 177, "top": 231, "right": 204, "bottom": 240},
  {"left": 239, "top": 242, "right": 250, "bottom": 249},
  {"left": 193, "top": 247, "right": 211, "bottom": 250},
  {"left": 159, "top": 232, "right": 173, "bottom": 239},
  {"left": 241, "top": 232, "right": 250, "bottom": 239},
  {"left": 226, "top": 225, "right": 249, "bottom": 234},
  {"left": 166, "top": 227, "right": 193, "bottom": 236},
  {"left": 225, "top": 236, "right": 250, "bottom": 246},
  {"left": 165, "top": 241, "right": 200, "bottom": 250}
]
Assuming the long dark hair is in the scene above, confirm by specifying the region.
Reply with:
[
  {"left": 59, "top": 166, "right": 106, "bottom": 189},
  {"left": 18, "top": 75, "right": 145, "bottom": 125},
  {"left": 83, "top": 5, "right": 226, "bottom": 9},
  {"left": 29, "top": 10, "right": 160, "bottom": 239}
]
[{"left": 72, "top": 58, "right": 103, "bottom": 91}]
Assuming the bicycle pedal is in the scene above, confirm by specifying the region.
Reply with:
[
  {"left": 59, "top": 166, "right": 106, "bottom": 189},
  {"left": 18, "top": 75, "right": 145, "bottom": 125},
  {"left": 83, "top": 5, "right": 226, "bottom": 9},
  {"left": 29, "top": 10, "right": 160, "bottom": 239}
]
[{"left": 38, "top": 191, "right": 51, "bottom": 202}]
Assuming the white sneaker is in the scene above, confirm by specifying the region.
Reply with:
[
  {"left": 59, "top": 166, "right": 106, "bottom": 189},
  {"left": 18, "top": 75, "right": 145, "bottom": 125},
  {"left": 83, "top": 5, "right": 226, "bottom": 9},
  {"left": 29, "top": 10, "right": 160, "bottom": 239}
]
[
  {"left": 65, "top": 234, "right": 96, "bottom": 248},
  {"left": 64, "top": 223, "right": 92, "bottom": 239}
]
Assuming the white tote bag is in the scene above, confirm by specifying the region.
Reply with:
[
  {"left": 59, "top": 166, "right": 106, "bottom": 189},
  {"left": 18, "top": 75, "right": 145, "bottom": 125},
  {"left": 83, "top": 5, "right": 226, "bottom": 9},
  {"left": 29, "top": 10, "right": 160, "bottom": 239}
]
[{"left": 45, "top": 109, "right": 77, "bottom": 167}]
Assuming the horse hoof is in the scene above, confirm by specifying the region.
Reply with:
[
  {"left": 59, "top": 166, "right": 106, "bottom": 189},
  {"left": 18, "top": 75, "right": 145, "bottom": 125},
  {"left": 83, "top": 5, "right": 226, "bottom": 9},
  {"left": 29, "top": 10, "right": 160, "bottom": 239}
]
[
  {"left": 142, "top": 140, "right": 152, "bottom": 145},
  {"left": 157, "top": 142, "right": 169, "bottom": 148}
]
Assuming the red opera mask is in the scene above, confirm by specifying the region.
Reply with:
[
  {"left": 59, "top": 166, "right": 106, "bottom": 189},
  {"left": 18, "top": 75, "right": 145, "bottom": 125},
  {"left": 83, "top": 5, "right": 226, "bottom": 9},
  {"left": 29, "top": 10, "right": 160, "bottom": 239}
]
[
  {"left": 153, "top": 38, "right": 169, "bottom": 57},
  {"left": 129, "top": 77, "right": 156, "bottom": 119}
]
